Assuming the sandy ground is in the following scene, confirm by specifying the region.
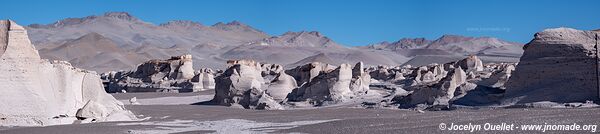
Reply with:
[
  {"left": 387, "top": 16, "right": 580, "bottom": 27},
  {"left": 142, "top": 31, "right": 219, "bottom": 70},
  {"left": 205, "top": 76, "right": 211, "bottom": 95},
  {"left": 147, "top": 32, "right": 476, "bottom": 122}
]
[{"left": 1, "top": 90, "right": 599, "bottom": 134}]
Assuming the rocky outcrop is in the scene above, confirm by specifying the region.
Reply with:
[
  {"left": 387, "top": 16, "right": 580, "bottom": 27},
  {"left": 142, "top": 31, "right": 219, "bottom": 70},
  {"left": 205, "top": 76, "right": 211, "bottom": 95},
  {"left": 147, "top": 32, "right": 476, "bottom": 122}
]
[
  {"left": 477, "top": 63, "right": 515, "bottom": 89},
  {"left": 192, "top": 68, "right": 216, "bottom": 91},
  {"left": 350, "top": 62, "right": 371, "bottom": 95},
  {"left": 249, "top": 31, "right": 343, "bottom": 48},
  {"left": 0, "top": 20, "right": 135, "bottom": 126},
  {"left": 101, "top": 54, "right": 215, "bottom": 93},
  {"left": 208, "top": 55, "right": 517, "bottom": 110},
  {"left": 285, "top": 62, "right": 337, "bottom": 86},
  {"left": 367, "top": 65, "right": 408, "bottom": 82},
  {"left": 265, "top": 72, "right": 298, "bottom": 102},
  {"left": 133, "top": 54, "right": 195, "bottom": 81},
  {"left": 262, "top": 64, "right": 298, "bottom": 101},
  {"left": 261, "top": 63, "right": 285, "bottom": 82},
  {"left": 368, "top": 56, "right": 515, "bottom": 110},
  {"left": 365, "top": 38, "right": 431, "bottom": 51},
  {"left": 411, "top": 64, "right": 448, "bottom": 85},
  {"left": 287, "top": 62, "right": 372, "bottom": 104},
  {"left": 291, "top": 63, "right": 356, "bottom": 102},
  {"left": 455, "top": 55, "right": 484, "bottom": 72},
  {"left": 504, "top": 28, "right": 600, "bottom": 104},
  {"left": 209, "top": 60, "right": 372, "bottom": 109},
  {"left": 398, "top": 67, "right": 468, "bottom": 110},
  {"left": 211, "top": 60, "right": 276, "bottom": 109}
]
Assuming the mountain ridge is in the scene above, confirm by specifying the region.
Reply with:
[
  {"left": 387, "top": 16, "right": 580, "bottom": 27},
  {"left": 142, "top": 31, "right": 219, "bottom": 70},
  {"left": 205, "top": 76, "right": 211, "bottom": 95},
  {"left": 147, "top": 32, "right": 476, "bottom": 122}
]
[{"left": 24, "top": 11, "right": 523, "bottom": 72}]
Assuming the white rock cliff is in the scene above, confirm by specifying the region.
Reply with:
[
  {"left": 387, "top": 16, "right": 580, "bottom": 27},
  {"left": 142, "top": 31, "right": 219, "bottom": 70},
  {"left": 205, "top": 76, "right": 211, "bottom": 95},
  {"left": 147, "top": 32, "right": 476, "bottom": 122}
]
[{"left": 0, "top": 20, "right": 135, "bottom": 126}]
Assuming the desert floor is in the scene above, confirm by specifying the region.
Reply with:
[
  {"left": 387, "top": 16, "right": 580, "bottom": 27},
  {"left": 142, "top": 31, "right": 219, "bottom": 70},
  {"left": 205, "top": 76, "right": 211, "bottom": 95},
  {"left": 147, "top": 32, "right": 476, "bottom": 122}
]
[{"left": 1, "top": 90, "right": 599, "bottom": 134}]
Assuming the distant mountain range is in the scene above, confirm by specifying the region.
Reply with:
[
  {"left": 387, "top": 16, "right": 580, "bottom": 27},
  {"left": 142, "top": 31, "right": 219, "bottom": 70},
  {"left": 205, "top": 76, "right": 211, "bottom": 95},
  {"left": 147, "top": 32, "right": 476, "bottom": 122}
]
[{"left": 26, "top": 12, "right": 523, "bottom": 72}]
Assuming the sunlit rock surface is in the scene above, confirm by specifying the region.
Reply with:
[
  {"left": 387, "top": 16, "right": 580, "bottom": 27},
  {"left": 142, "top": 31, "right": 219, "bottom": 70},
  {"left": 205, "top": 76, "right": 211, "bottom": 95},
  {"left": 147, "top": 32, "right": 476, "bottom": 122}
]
[{"left": 0, "top": 20, "right": 135, "bottom": 126}]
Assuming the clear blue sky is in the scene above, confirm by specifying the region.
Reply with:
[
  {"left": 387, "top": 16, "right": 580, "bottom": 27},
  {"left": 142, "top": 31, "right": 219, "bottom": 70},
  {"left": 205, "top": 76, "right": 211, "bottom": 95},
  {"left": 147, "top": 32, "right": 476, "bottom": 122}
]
[{"left": 1, "top": 0, "right": 599, "bottom": 46}]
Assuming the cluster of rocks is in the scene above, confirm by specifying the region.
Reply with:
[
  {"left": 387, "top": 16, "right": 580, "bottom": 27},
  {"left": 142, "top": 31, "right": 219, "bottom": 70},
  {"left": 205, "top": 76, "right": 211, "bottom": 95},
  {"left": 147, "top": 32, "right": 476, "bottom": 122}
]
[
  {"left": 208, "top": 60, "right": 371, "bottom": 109},
  {"left": 0, "top": 20, "right": 136, "bottom": 126},
  {"left": 101, "top": 27, "right": 600, "bottom": 111},
  {"left": 101, "top": 54, "right": 217, "bottom": 93},
  {"left": 363, "top": 28, "right": 600, "bottom": 109},
  {"left": 205, "top": 54, "right": 528, "bottom": 110},
  {"left": 367, "top": 55, "right": 516, "bottom": 110}
]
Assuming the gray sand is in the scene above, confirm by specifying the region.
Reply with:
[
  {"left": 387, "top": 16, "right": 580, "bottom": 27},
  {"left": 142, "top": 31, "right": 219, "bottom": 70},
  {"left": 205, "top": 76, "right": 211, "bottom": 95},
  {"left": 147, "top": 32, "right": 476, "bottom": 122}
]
[{"left": 2, "top": 92, "right": 599, "bottom": 134}]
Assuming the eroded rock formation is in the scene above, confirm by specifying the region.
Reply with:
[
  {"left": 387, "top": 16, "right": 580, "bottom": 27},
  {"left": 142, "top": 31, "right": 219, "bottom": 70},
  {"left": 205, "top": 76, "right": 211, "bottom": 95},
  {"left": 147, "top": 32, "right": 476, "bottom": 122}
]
[
  {"left": 101, "top": 54, "right": 216, "bottom": 93},
  {"left": 504, "top": 28, "right": 600, "bottom": 104},
  {"left": 192, "top": 68, "right": 216, "bottom": 91},
  {"left": 211, "top": 60, "right": 272, "bottom": 109},
  {"left": 210, "top": 60, "right": 372, "bottom": 109},
  {"left": 367, "top": 55, "right": 516, "bottom": 110},
  {"left": 290, "top": 63, "right": 357, "bottom": 103},
  {"left": 0, "top": 20, "right": 135, "bottom": 126}
]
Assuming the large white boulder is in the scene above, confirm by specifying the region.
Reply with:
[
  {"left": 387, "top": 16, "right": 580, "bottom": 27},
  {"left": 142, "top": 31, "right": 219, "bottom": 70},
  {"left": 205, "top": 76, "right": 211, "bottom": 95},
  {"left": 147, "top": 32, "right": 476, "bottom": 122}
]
[
  {"left": 350, "top": 62, "right": 371, "bottom": 95},
  {"left": 265, "top": 72, "right": 298, "bottom": 101},
  {"left": 211, "top": 60, "right": 265, "bottom": 108}
]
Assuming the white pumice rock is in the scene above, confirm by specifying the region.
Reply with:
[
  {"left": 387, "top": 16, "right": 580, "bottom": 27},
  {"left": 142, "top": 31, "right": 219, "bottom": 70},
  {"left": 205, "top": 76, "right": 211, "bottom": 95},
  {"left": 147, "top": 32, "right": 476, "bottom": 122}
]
[
  {"left": 288, "top": 62, "right": 371, "bottom": 104},
  {"left": 455, "top": 55, "right": 484, "bottom": 72},
  {"left": 265, "top": 72, "right": 298, "bottom": 101},
  {"left": 0, "top": 20, "right": 136, "bottom": 126},
  {"left": 211, "top": 60, "right": 266, "bottom": 108}
]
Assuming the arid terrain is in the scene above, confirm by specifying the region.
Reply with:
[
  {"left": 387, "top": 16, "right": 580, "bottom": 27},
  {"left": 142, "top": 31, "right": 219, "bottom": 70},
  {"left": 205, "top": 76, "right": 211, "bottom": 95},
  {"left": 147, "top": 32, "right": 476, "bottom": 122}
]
[
  {"left": 1, "top": 91, "right": 599, "bottom": 134},
  {"left": 1, "top": 5, "right": 600, "bottom": 134}
]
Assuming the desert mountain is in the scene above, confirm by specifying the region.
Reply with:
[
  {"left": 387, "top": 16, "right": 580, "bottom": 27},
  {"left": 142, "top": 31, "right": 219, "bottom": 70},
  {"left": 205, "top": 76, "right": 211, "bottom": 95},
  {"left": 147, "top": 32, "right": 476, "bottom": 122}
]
[
  {"left": 360, "top": 35, "right": 524, "bottom": 66},
  {"left": 38, "top": 32, "right": 146, "bottom": 72},
  {"left": 248, "top": 31, "right": 343, "bottom": 48},
  {"left": 26, "top": 12, "right": 269, "bottom": 71},
  {"left": 28, "top": 12, "right": 268, "bottom": 49},
  {"left": 364, "top": 35, "right": 522, "bottom": 55},
  {"left": 27, "top": 12, "right": 521, "bottom": 72},
  {"left": 222, "top": 31, "right": 410, "bottom": 68},
  {"left": 363, "top": 38, "right": 431, "bottom": 51},
  {"left": 426, "top": 35, "right": 522, "bottom": 55}
]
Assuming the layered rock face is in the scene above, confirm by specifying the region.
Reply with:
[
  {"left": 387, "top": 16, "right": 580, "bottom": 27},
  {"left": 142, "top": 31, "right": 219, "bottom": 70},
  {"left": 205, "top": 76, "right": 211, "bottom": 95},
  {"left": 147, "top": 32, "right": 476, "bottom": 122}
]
[
  {"left": 504, "top": 28, "right": 600, "bottom": 104},
  {"left": 0, "top": 20, "right": 135, "bottom": 126},
  {"left": 102, "top": 54, "right": 216, "bottom": 93}
]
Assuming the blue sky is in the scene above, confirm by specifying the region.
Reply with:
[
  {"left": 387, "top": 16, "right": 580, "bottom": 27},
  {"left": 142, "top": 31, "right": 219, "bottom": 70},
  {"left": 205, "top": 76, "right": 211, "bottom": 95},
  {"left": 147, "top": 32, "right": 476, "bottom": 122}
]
[{"left": 1, "top": 0, "right": 599, "bottom": 46}]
